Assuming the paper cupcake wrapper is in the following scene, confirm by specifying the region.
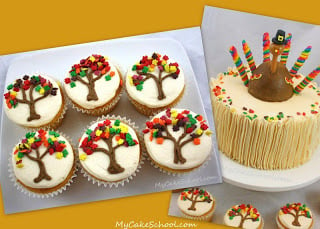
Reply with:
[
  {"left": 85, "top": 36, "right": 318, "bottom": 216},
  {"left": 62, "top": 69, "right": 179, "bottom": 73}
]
[
  {"left": 18, "top": 73, "right": 68, "bottom": 131},
  {"left": 8, "top": 130, "right": 77, "bottom": 198},
  {"left": 64, "top": 65, "right": 124, "bottom": 116},
  {"left": 78, "top": 115, "right": 145, "bottom": 188},
  {"left": 142, "top": 109, "right": 212, "bottom": 176}
]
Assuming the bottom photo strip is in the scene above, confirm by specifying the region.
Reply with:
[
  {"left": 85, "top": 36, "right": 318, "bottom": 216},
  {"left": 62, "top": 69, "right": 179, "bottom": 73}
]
[{"left": 168, "top": 183, "right": 318, "bottom": 228}]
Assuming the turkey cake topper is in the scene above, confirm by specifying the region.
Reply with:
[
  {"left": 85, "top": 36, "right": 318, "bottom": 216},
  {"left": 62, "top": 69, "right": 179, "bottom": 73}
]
[{"left": 229, "top": 29, "right": 320, "bottom": 102}]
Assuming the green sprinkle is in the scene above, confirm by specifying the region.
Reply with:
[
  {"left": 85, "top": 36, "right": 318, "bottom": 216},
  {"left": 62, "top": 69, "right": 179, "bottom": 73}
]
[
  {"left": 18, "top": 152, "right": 25, "bottom": 158},
  {"left": 26, "top": 132, "right": 32, "bottom": 138},
  {"left": 70, "top": 71, "right": 77, "bottom": 77},
  {"left": 44, "top": 85, "right": 51, "bottom": 91},
  {"left": 105, "top": 75, "right": 111, "bottom": 81},
  {"left": 70, "top": 82, "right": 76, "bottom": 88},
  {"left": 126, "top": 133, "right": 133, "bottom": 141},
  {"left": 79, "top": 71, "right": 86, "bottom": 77},
  {"left": 114, "top": 120, "right": 120, "bottom": 126},
  {"left": 59, "top": 140, "right": 66, "bottom": 144},
  {"left": 10, "top": 100, "right": 14, "bottom": 105},
  {"left": 62, "top": 149, "right": 68, "bottom": 158},
  {"left": 109, "top": 128, "right": 116, "bottom": 134},
  {"left": 136, "top": 84, "right": 143, "bottom": 91},
  {"left": 35, "top": 85, "right": 41, "bottom": 92},
  {"left": 34, "top": 138, "right": 41, "bottom": 142},
  {"left": 142, "top": 66, "right": 149, "bottom": 73},
  {"left": 86, "top": 129, "right": 92, "bottom": 135},
  {"left": 116, "top": 128, "right": 121, "bottom": 134},
  {"left": 7, "top": 84, "right": 13, "bottom": 90},
  {"left": 132, "top": 65, "right": 137, "bottom": 71},
  {"left": 48, "top": 138, "right": 54, "bottom": 145}
]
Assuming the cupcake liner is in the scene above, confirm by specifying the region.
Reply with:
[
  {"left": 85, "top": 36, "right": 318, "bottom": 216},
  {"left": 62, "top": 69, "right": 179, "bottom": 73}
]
[
  {"left": 8, "top": 130, "right": 77, "bottom": 198},
  {"left": 15, "top": 73, "right": 68, "bottom": 131},
  {"left": 64, "top": 67, "right": 124, "bottom": 116},
  {"left": 78, "top": 115, "right": 145, "bottom": 188},
  {"left": 142, "top": 110, "right": 212, "bottom": 175}
]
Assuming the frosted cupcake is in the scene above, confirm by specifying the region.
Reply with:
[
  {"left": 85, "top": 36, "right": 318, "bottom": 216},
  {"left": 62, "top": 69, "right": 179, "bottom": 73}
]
[
  {"left": 3, "top": 74, "right": 65, "bottom": 129},
  {"left": 224, "top": 204, "right": 263, "bottom": 229},
  {"left": 78, "top": 117, "right": 142, "bottom": 186},
  {"left": 142, "top": 108, "right": 212, "bottom": 173},
  {"left": 64, "top": 54, "right": 123, "bottom": 115},
  {"left": 177, "top": 188, "right": 215, "bottom": 221},
  {"left": 125, "top": 53, "right": 185, "bottom": 116},
  {"left": 276, "top": 203, "right": 313, "bottom": 229},
  {"left": 12, "top": 129, "right": 76, "bottom": 195}
]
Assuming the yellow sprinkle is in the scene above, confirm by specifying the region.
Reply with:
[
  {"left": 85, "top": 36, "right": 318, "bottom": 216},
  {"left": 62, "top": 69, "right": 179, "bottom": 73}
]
[
  {"left": 169, "top": 66, "right": 177, "bottom": 73},
  {"left": 129, "top": 76, "right": 134, "bottom": 86},
  {"left": 217, "top": 95, "right": 224, "bottom": 99},
  {"left": 196, "top": 129, "right": 203, "bottom": 135},
  {"left": 230, "top": 107, "right": 237, "bottom": 113},
  {"left": 55, "top": 152, "right": 63, "bottom": 159},
  {"left": 28, "top": 138, "right": 35, "bottom": 144},
  {"left": 119, "top": 124, "right": 128, "bottom": 133},
  {"left": 95, "top": 130, "right": 102, "bottom": 137},
  {"left": 97, "top": 62, "right": 103, "bottom": 67},
  {"left": 11, "top": 91, "right": 17, "bottom": 96},
  {"left": 79, "top": 153, "right": 87, "bottom": 161},
  {"left": 172, "top": 119, "right": 178, "bottom": 125},
  {"left": 171, "top": 112, "right": 178, "bottom": 118},
  {"left": 118, "top": 139, "right": 124, "bottom": 145},
  {"left": 89, "top": 56, "right": 95, "bottom": 62},
  {"left": 152, "top": 59, "right": 158, "bottom": 65},
  {"left": 164, "top": 65, "right": 170, "bottom": 73},
  {"left": 39, "top": 88, "right": 45, "bottom": 95},
  {"left": 279, "top": 211, "right": 284, "bottom": 215},
  {"left": 15, "top": 155, "right": 20, "bottom": 161},
  {"left": 16, "top": 163, "right": 24, "bottom": 168},
  {"left": 205, "top": 130, "right": 212, "bottom": 136},
  {"left": 50, "top": 136, "right": 57, "bottom": 142},
  {"left": 161, "top": 60, "right": 167, "bottom": 65},
  {"left": 149, "top": 68, "right": 154, "bottom": 72}
]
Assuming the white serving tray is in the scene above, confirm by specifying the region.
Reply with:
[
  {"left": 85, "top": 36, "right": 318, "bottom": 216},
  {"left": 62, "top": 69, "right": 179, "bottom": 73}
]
[
  {"left": 0, "top": 35, "right": 221, "bottom": 214},
  {"left": 221, "top": 146, "right": 320, "bottom": 192}
]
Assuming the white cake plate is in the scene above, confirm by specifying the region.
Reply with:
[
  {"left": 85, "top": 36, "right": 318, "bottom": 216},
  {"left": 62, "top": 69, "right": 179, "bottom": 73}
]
[{"left": 220, "top": 146, "right": 320, "bottom": 192}]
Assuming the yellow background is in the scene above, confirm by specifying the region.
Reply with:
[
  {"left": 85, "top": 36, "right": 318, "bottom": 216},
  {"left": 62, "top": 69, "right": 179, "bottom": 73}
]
[{"left": 0, "top": 0, "right": 319, "bottom": 228}]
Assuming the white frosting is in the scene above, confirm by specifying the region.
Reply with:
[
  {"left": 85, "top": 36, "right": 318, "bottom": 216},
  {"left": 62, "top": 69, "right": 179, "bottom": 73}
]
[
  {"left": 223, "top": 206, "right": 262, "bottom": 229},
  {"left": 4, "top": 75, "right": 63, "bottom": 127},
  {"left": 177, "top": 189, "right": 214, "bottom": 217},
  {"left": 64, "top": 60, "right": 121, "bottom": 109},
  {"left": 277, "top": 210, "right": 313, "bottom": 229},
  {"left": 125, "top": 57, "right": 185, "bottom": 108},
  {"left": 144, "top": 109, "right": 212, "bottom": 170},
  {"left": 12, "top": 132, "right": 74, "bottom": 189},
  {"left": 211, "top": 68, "right": 320, "bottom": 120},
  {"left": 78, "top": 120, "right": 141, "bottom": 182}
]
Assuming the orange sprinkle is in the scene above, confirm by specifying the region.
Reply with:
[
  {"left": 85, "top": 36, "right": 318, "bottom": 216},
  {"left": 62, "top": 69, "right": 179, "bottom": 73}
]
[
  {"left": 159, "top": 119, "right": 166, "bottom": 125},
  {"left": 115, "top": 136, "right": 121, "bottom": 141},
  {"left": 149, "top": 130, "right": 154, "bottom": 141},
  {"left": 105, "top": 132, "right": 110, "bottom": 138},
  {"left": 76, "top": 68, "right": 80, "bottom": 74},
  {"left": 156, "top": 137, "right": 164, "bottom": 144},
  {"left": 153, "top": 118, "right": 160, "bottom": 124},
  {"left": 193, "top": 138, "right": 201, "bottom": 145},
  {"left": 120, "top": 79, "right": 123, "bottom": 86},
  {"left": 110, "top": 71, "right": 115, "bottom": 77},
  {"left": 101, "top": 68, "right": 106, "bottom": 75}
]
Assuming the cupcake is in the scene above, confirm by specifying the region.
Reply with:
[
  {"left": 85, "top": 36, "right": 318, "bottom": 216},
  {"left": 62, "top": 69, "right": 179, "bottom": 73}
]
[
  {"left": 78, "top": 116, "right": 142, "bottom": 186},
  {"left": 142, "top": 108, "right": 212, "bottom": 173},
  {"left": 224, "top": 204, "right": 263, "bottom": 229},
  {"left": 3, "top": 74, "right": 65, "bottom": 129},
  {"left": 177, "top": 187, "right": 215, "bottom": 221},
  {"left": 11, "top": 129, "right": 76, "bottom": 195},
  {"left": 125, "top": 52, "right": 185, "bottom": 116},
  {"left": 64, "top": 54, "right": 123, "bottom": 115},
  {"left": 276, "top": 203, "right": 313, "bottom": 229}
]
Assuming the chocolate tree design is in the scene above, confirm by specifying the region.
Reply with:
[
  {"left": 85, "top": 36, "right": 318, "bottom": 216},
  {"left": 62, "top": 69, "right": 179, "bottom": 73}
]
[
  {"left": 280, "top": 203, "right": 312, "bottom": 227},
  {"left": 129, "top": 53, "right": 180, "bottom": 100},
  {"left": 4, "top": 75, "right": 58, "bottom": 121},
  {"left": 79, "top": 119, "right": 139, "bottom": 174},
  {"left": 64, "top": 55, "right": 115, "bottom": 101},
  {"left": 14, "top": 130, "right": 69, "bottom": 183},
  {"left": 143, "top": 109, "right": 211, "bottom": 164},
  {"left": 228, "top": 204, "right": 260, "bottom": 228},
  {"left": 180, "top": 188, "right": 212, "bottom": 211}
]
